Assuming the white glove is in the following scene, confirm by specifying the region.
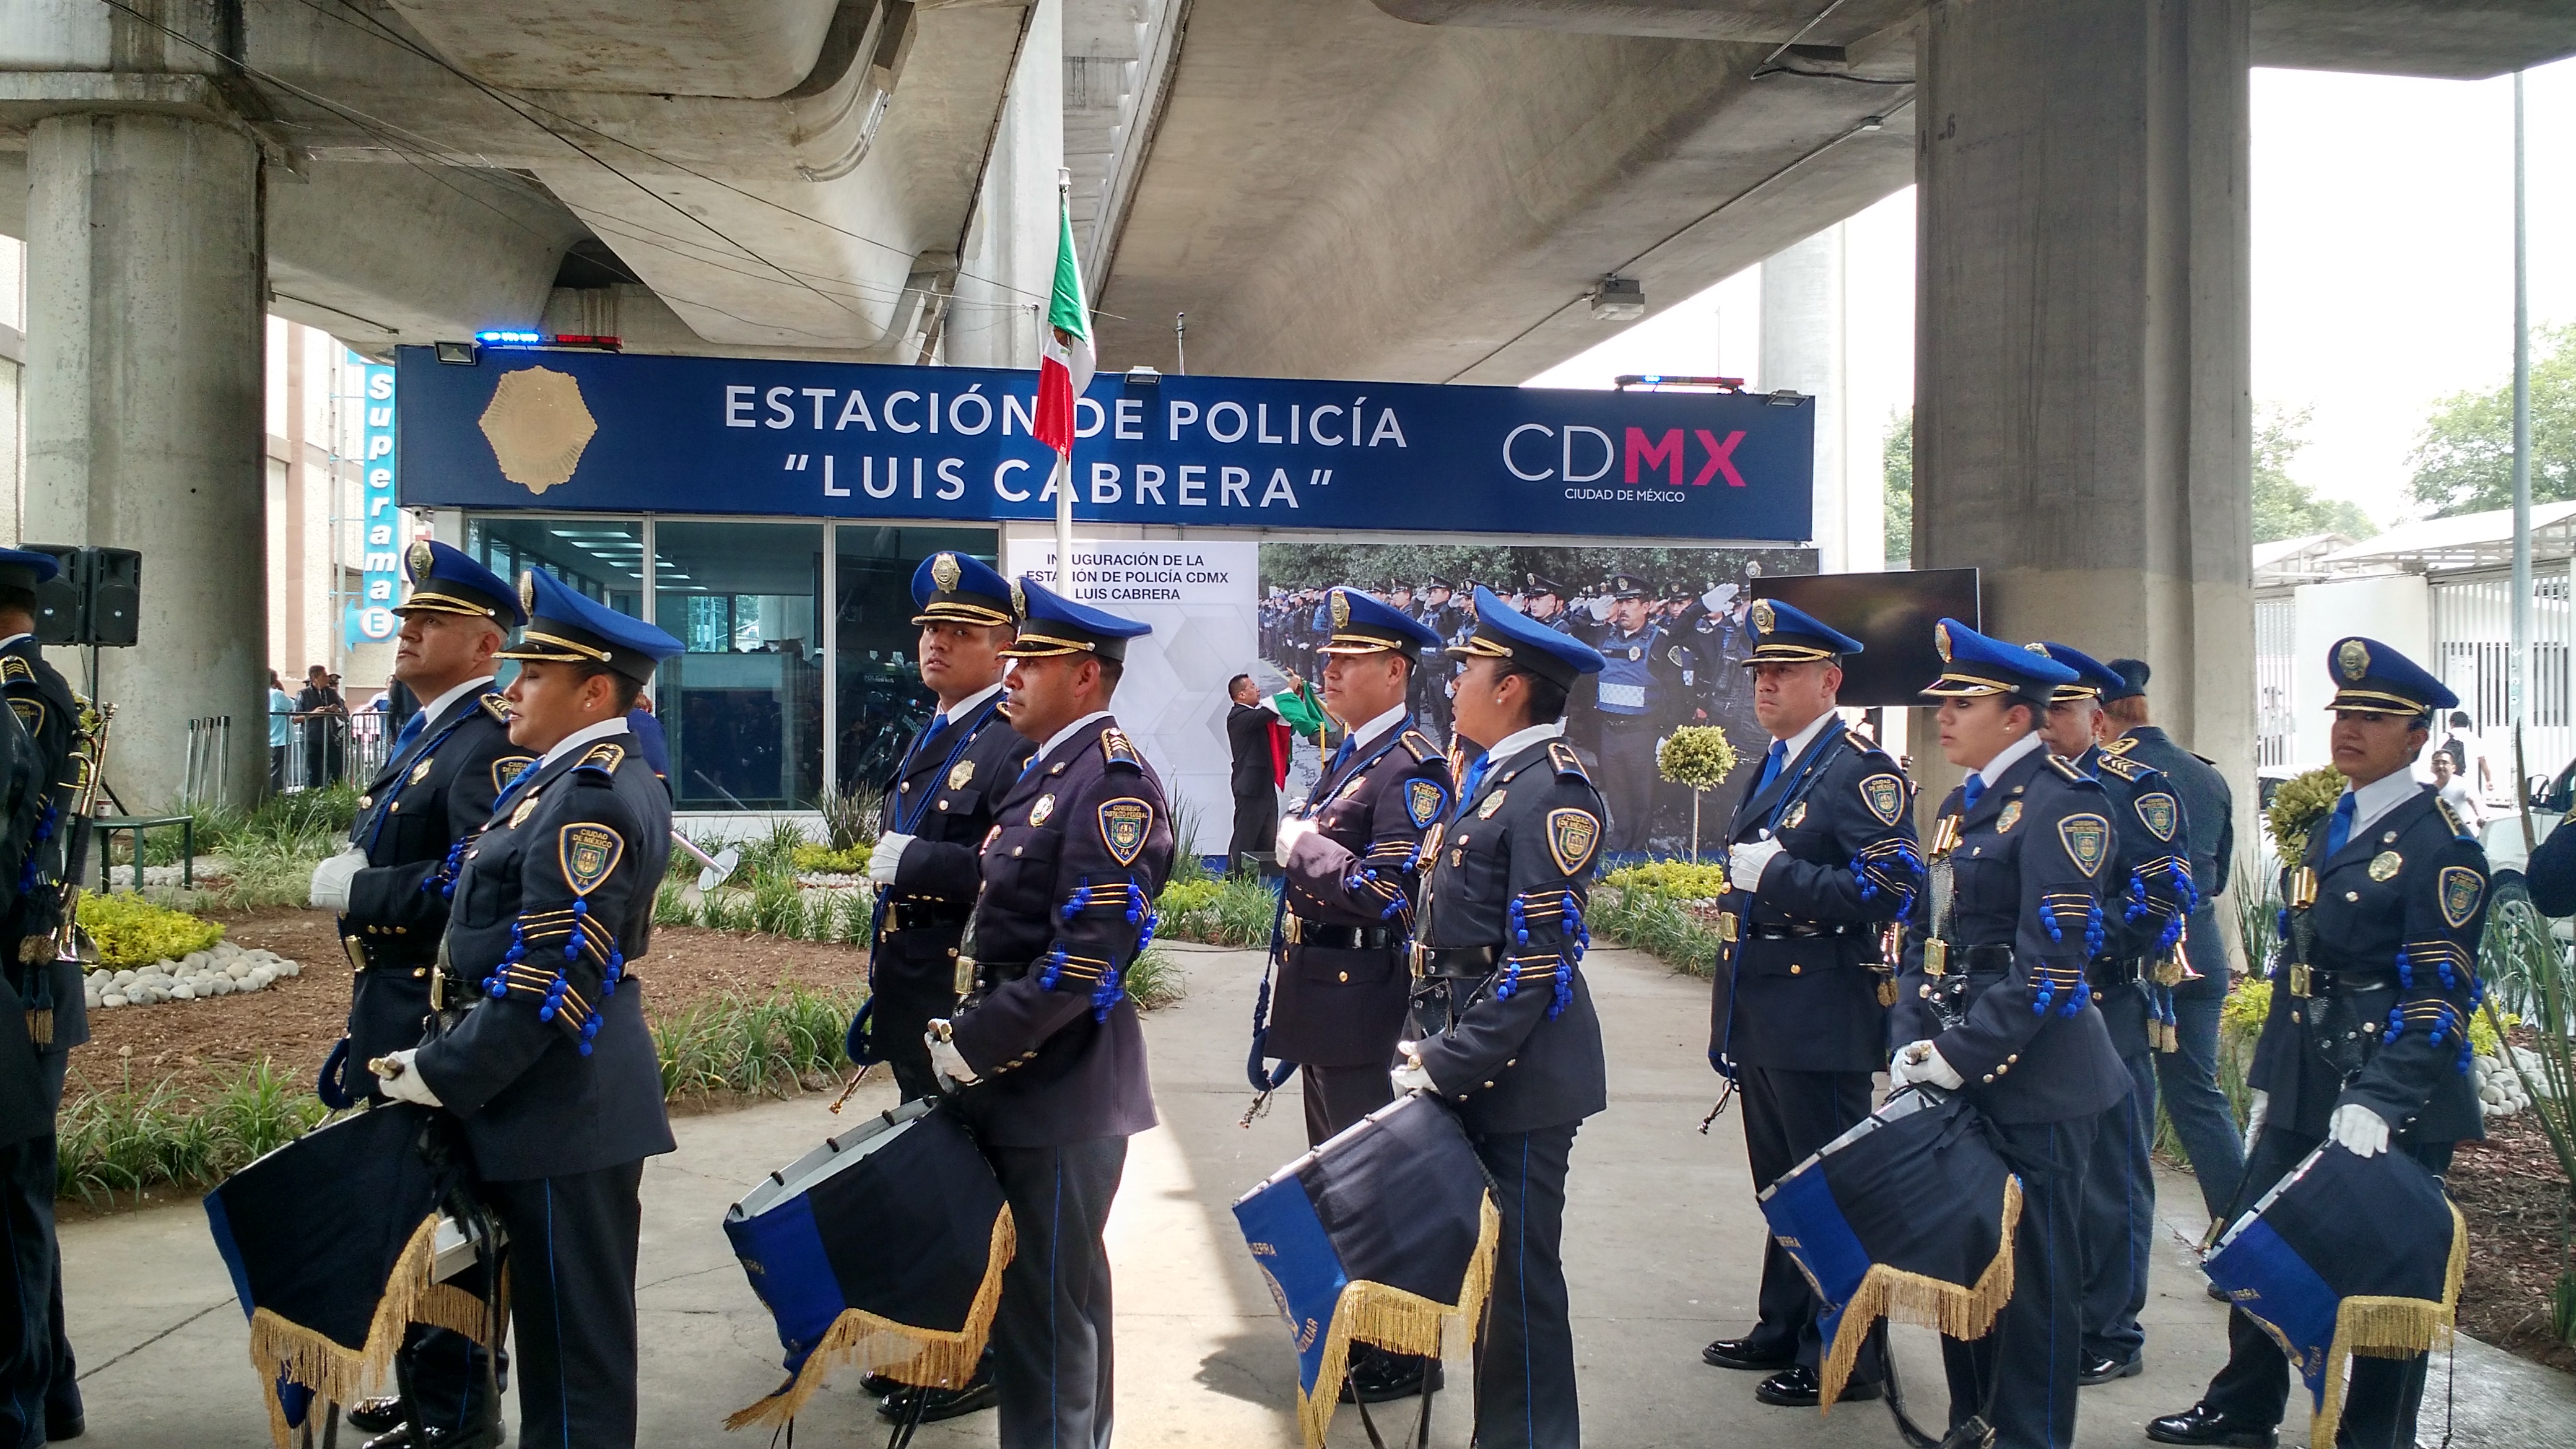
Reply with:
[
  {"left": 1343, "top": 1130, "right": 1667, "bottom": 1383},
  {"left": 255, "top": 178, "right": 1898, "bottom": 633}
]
[
  {"left": 1391, "top": 1041, "right": 1435, "bottom": 1095},
  {"left": 1728, "top": 837, "right": 1786, "bottom": 894},
  {"left": 2243, "top": 1089, "right": 2269, "bottom": 1144},
  {"left": 925, "top": 1020, "right": 980, "bottom": 1087},
  {"left": 2329, "top": 1102, "right": 2391, "bottom": 1158},
  {"left": 866, "top": 833, "right": 914, "bottom": 886},
  {"left": 1891, "top": 1040, "right": 1964, "bottom": 1090},
  {"left": 1588, "top": 594, "right": 1616, "bottom": 620},
  {"left": 1702, "top": 586, "right": 1730, "bottom": 612},
  {"left": 308, "top": 848, "right": 366, "bottom": 913},
  {"left": 1276, "top": 814, "right": 1319, "bottom": 861},
  {"left": 372, "top": 1048, "right": 443, "bottom": 1108}
]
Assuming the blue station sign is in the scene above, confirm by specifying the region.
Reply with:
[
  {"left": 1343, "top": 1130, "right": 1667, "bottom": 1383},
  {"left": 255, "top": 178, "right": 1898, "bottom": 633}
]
[{"left": 395, "top": 347, "right": 1813, "bottom": 542}]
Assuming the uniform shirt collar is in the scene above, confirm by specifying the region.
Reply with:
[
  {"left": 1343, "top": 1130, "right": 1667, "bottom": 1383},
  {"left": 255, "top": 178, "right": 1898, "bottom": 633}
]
[
  {"left": 540, "top": 715, "right": 631, "bottom": 769},
  {"left": 0, "top": 633, "right": 27, "bottom": 652},
  {"left": 1037, "top": 710, "right": 1113, "bottom": 763},
  {"left": 1969, "top": 729, "right": 2044, "bottom": 793},
  {"left": 2343, "top": 767, "right": 2423, "bottom": 843},
  {"left": 1771, "top": 709, "right": 1835, "bottom": 764},
  {"left": 1479, "top": 719, "right": 1565, "bottom": 767},
  {"left": 936, "top": 680, "right": 1003, "bottom": 721},
  {"left": 417, "top": 675, "right": 495, "bottom": 729},
  {"left": 1349, "top": 702, "right": 1409, "bottom": 754}
]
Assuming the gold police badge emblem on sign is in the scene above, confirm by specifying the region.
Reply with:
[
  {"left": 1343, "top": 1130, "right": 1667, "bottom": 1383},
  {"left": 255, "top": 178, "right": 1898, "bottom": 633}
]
[
  {"left": 2060, "top": 814, "right": 2111, "bottom": 877},
  {"left": 948, "top": 760, "right": 976, "bottom": 790},
  {"left": 1330, "top": 588, "right": 1351, "bottom": 628},
  {"left": 407, "top": 539, "right": 435, "bottom": 578},
  {"left": 1029, "top": 794, "right": 1056, "bottom": 827},
  {"left": 2338, "top": 638, "right": 2371, "bottom": 681},
  {"left": 2369, "top": 850, "right": 2403, "bottom": 882},
  {"left": 559, "top": 824, "right": 622, "bottom": 895},
  {"left": 1099, "top": 798, "right": 1153, "bottom": 866},
  {"left": 933, "top": 552, "right": 961, "bottom": 591}
]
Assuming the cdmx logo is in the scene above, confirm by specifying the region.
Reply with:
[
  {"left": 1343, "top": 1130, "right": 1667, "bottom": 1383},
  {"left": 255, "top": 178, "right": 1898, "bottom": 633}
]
[{"left": 1500, "top": 423, "right": 1751, "bottom": 487}]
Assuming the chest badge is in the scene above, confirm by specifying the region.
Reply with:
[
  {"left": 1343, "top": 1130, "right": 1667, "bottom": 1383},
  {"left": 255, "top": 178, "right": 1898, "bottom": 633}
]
[
  {"left": 2136, "top": 792, "right": 2177, "bottom": 842},
  {"left": 1099, "top": 798, "right": 1154, "bottom": 866},
  {"left": 2367, "top": 850, "right": 2403, "bottom": 882},
  {"left": 409, "top": 756, "right": 435, "bottom": 785},
  {"left": 2059, "top": 813, "right": 2110, "bottom": 877},
  {"left": 1478, "top": 790, "right": 1508, "bottom": 819},
  {"left": 1782, "top": 801, "right": 1809, "bottom": 830},
  {"left": 1996, "top": 801, "right": 2023, "bottom": 834},
  {"left": 509, "top": 791, "right": 541, "bottom": 829},
  {"left": 948, "top": 760, "right": 976, "bottom": 791},
  {"left": 559, "top": 824, "right": 623, "bottom": 895},
  {"left": 2439, "top": 865, "right": 2483, "bottom": 927},
  {"left": 1404, "top": 777, "right": 1447, "bottom": 829},
  {"left": 1029, "top": 794, "right": 1057, "bottom": 827}
]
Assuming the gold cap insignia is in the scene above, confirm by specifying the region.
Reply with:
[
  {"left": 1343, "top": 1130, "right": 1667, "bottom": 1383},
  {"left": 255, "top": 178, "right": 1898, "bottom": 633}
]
[
  {"left": 1934, "top": 622, "right": 1953, "bottom": 662},
  {"left": 933, "top": 553, "right": 961, "bottom": 591},
  {"left": 406, "top": 539, "right": 435, "bottom": 579},
  {"left": 2337, "top": 638, "right": 2370, "bottom": 681},
  {"left": 2025, "top": 641, "right": 2051, "bottom": 656},
  {"left": 1749, "top": 599, "right": 1774, "bottom": 633},
  {"left": 1009, "top": 578, "right": 1028, "bottom": 619},
  {"left": 518, "top": 572, "right": 538, "bottom": 613},
  {"left": 1330, "top": 589, "right": 1351, "bottom": 628}
]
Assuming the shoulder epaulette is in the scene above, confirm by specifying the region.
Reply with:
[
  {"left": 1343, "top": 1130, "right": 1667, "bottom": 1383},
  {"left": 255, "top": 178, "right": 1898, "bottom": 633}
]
[
  {"left": 478, "top": 692, "right": 511, "bottom": 723},
  {"left": 1547, "top": 740, "right": 1590, "bottom": 782},
  {"left": 0, "top": 656, "right": 30, "bottom": 687},
  {"left": 1100, "top": 726, "right": 1142, "bottom": 771},
  {"left": 573, "top": 742, "right": 626, "bottom": 781},
  {"left": 2435, "top": 797, "right": 2476, "bottom": 841},
  {"left": 2094, "top": 752, "right": 2151, "bottom": 782},
  {"left": 2100, "top": 735, "right": 2139, "bottom": 756},
  {"left": 2046, "top": 754, "right": 2100, "bottom": 786},
  {"left": 2190, "top": 751, "right": 2218, "bottom": 768},
  {"left": 1399, "top": 728, "right": 1441, "bottom": 764}
]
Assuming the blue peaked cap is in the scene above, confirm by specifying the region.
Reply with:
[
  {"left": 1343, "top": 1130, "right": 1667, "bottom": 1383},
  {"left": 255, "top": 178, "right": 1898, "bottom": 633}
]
[
  {"left": 1317, "top": 586, "right": 1443, "bottom": 658},
  {"left": 1920, "top": 617, "right": 2079, "bottom": 700},
  {"left": 497, "top": 567, "right": 682, "bottom": 683},
  {"left": 2324, "top": 636, "right": 2456, "bottom": 717},
  {"left": 0, "top": 549, "right": 60, "bottom": 592},
  {"left": 910, "top": 550, "right": 1014, "bottom": 628},
  {"left": 2029, "top": 641, "right": 2126, "bottom": 703},
  {"left": 999, "top": 575, "right": 1153, "bottom": 663},
  {"left": 1458, "top": 586, "right": 1605, "bottom": 689},
  {"left": 1742, "top": 597, "right": 1865, "bottom": 665},
  {"left": 397, "top": 539, "right": 526, "bottom": 627}
]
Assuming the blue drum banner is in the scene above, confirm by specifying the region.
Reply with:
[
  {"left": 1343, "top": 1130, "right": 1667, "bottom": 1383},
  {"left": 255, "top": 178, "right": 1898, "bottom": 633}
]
[{"left": 394, "top": 347, "right": 1812, "bottom": 542}]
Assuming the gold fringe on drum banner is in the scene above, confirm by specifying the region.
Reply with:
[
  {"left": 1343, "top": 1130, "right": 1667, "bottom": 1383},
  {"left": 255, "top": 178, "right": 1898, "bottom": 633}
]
[
  {"left": 1812, "top": 1176, "right": 2023, "bottom": 1412},
  {"left": 1295, "top": 1193, "right": 1501, "bottom": 1449},
  {"left": 247, "top": 1216, "right": 507, "bottom": 1449},
  {"left": 2307, "top": 1198, "right": 2467, "bottom": 1449},
  {"left": 724, "top": 1206, "right": 1018, "bottom": 1431}
]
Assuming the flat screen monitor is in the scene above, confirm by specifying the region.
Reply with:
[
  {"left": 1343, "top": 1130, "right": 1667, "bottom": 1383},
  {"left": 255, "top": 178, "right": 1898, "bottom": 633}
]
[{"left": 1749, "top": 568, "right": 1982, "bottom": 708}]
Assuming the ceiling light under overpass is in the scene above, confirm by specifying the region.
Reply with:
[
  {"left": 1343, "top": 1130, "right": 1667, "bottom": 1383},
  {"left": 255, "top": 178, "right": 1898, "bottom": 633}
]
[
  {"left": 1589, "top": 275, "right": 1645, "bottom": 322},
  {"left": 433, "top": 340, "right": 479, "bottom": 365}
]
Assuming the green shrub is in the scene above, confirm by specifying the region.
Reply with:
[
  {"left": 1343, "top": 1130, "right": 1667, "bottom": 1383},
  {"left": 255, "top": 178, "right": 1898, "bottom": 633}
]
[
  {"left": 812, "top": 787, "right": 882, "bottom": 853},
  {"left": 1590, "top": 885, "right": 1723, "bottom": 978},
  {"left": 1656, "top": 726, "right": 1739, "bottom": 790},
  {"left": 654, "top": 986, "right": 865, "bottom": 1102},
  {"left": 1156, "top": 875, "right": 1280, "bottom": 948},
  {"left": 791, "top": 843, "right": 870, "bottom": 874},
  {"left": 1124, "top": 946, "right": 1186, "bottom": 1011},
  {"left": 1155, "top": 878, "right": 1222, "bottom": 917},
  {"left": 1602, "top": 861, "right": 1730, "bottom": 900},
  {"left": 76, "top": 894, "right": 224, "bottom": 971},
  {"left": 56, "top": 1058, "right": 330, "bottom": 1208}
]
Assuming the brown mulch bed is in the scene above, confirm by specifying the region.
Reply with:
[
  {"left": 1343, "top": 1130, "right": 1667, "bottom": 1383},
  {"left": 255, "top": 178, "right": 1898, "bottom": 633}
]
[
  {"left": 74, "top": 907, "right": 869, "bottom": 1103},
  {"left": 2452, "top": 1107, "right": 2576, "bottom": 1373}
]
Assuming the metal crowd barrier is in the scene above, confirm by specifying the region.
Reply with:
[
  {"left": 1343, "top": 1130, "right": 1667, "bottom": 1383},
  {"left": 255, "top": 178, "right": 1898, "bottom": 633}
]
[{"left": 276, "top": 709, "right": 391, "bottom": 791}]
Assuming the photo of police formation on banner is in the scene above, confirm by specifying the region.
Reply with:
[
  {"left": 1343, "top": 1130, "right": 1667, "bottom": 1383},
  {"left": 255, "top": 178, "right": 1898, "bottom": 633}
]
[{"left": 0, "top": 529, "right": 2497, "bottom": 1449}]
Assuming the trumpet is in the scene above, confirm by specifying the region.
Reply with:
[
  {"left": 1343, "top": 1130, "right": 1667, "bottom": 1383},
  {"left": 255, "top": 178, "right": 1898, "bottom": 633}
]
[{"left": 41, "top": 700, "right": 114, "bottom": 969}]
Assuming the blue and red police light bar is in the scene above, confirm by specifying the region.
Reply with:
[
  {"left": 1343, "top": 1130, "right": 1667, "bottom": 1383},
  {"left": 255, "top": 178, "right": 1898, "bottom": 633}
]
[{"left": 474, "top": 330, "right": 622, "bottom": 351}]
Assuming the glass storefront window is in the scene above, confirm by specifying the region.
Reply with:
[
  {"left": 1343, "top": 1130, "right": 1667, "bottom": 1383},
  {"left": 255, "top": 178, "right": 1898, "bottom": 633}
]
[
  {"left": 655, "top": 521, "right": 825, "bottom": 810},
  {"left": 835, "top": 525, "right": 998, "bottom": 795}
]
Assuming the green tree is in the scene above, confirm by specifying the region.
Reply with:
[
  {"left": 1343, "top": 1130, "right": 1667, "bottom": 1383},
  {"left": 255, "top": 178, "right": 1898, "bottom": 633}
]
[
  {"left": 2252, "top": 403, "right": 2377, "bottom": 543},
  {"left": 1883, "top": 409, "right": 1913, "bottom": 568},
  {"left": 2407, "top": 321, "right": 2576, "bottom": 518}
]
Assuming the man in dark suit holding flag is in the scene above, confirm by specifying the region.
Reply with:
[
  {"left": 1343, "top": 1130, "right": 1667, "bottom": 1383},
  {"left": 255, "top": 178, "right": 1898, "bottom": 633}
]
[{"left": 1702, "top": 599, "right": 1917, "bottom": 1408}]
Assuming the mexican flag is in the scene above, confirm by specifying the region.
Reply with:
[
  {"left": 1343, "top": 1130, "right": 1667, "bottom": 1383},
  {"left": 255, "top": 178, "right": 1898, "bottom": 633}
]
[{"left": 1032, "top": 191, "right": 1093, "bottom": 458}]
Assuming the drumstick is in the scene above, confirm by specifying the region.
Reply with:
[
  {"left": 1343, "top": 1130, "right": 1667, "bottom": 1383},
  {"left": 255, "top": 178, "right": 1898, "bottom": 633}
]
[{"left": 369, "top": 1056, "right": 406, "bottom": 1079}]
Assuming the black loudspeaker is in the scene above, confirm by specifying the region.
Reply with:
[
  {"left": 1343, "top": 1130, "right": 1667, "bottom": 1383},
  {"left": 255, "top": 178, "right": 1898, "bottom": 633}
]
[{"left": 22, "top": 545, "right": 142, "bottom": 646}]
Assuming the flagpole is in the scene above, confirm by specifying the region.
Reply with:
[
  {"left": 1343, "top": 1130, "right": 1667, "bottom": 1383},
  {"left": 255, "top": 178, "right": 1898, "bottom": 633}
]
[{"left": 1055, "top": 169, "right": 1077, "bottom": 591}]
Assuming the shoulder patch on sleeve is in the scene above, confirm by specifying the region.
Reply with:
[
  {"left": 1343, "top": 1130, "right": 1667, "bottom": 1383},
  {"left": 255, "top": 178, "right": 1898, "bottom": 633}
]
[
  {"left": 1399, "top": 728, "right": 1441, "bottom": 764},
  {"left": 1545, "top": 807, "right": 1601, "bottom": 876},
  {"left": 1859, "top": 772, "right": 1907, "bottom": 826},
  {"left": 491, "top": 754, "right": 537, "bottom": 794},
  {"left": 7, "top": 697, "right": 42, "bottom": 738},
  {"left": 1100, "top": 727, "right": 1142, "bottom": 771},
  {"left": 1547, "top": 740, "right": 1590, "bottom": 782},
  {"left": 573, "top": 742, "right": 625, "bottom": 782},
  {"left": 479, "top": 693, "right": 511, "bottom": 723},
  {"left": 2136, "top": 791, "right": 2179, "bottom": 842},
  {"left": 2059, "top": 813, "right": 2111, "bottom": 876},
  {"left": 559, "top": 823, "right": 623, "bottom": 895},
  {"left": 1404, "top": 775, "right": 1448, "bottom": 829},
  {"left": 2435, "top": 798, "right": 2474, "bottom": 841},
  {"left": 1099, "top": 797, "right": 1153, "bottom": 866},
  {"left": 2439, "top": 864, "right": 2484, "bottom": 927}
]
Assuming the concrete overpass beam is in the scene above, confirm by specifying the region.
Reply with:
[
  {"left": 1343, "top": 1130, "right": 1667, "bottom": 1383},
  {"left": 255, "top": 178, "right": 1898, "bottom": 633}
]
[
  {"left": 1914, "top": 0, "right": 2252, "bottom": 807},
  {"left": 22, "top": 110, "right": 267, "bottom": 809}
]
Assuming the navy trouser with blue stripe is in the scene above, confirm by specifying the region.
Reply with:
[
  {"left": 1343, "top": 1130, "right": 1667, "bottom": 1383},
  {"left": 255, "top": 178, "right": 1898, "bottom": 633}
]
[
  {"left": 990, "top": 1138, "right": 1127, "bottom": 1449},
  {"left": 1941, "top": 1116, "right": 2095, "bottom": 1449},
  {"left": 2078, "top": 1048, "right": 2157, "bottom": 1366},
  {"left": 481, "top": 1160, "right": 646, "bottom": 1449},
  {"left": 1469, "top": 1123, "right": 1580, "bottom": 1449}
]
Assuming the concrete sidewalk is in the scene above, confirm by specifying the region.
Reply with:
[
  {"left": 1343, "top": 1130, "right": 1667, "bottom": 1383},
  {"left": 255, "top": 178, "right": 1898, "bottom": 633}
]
[{"left": 63, "top": 942, "right": 2576, "bottom": 1447}]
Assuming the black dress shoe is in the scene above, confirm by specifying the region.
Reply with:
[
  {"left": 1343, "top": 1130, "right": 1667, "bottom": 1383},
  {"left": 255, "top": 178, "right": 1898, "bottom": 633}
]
[
  {"left": 878, "top": 1377, "right": 999, "bottom": 1424},
  {"left": 2206, "top": 1280, "right": 2229, "bottom": 1302},
  {"left": 2146, "top": 1403, "right": 2278, "bottom": 1447},
  {"left": 365, "top": 1423, "right": 500, "bottom": 1449},
  {"left": 1702, "top": 1336, "right": 1795, "bottom": 1371},
  {"left": 1753, "top": 1365, "right": 1882, "bottom": 1407},
  {"left": 361, "top": 1430, "right": 411, "bottom": 1449},
  {"left": 347, "top": 1398, "right": 408, "bottom": 1434},
  {"left": 44, "top": 1409, "right": 82, "bottom": 1441},
  {"left": 1341, "top": 1354, "right": 1442, "bottom": 1404},
  {"left": 2080, "top": 1352, "right": 2144, "bottom": 1385}
]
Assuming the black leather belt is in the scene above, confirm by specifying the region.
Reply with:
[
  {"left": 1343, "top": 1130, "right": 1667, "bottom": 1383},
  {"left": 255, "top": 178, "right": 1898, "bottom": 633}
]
[
  {"left": 1409, "top": 944, "right": 1497, "bottom": 977},
  {"left": 1284, "top": 916, "right": 1401, "bottom": 951},
  {"left": 1923, "top": 942, "right": 2014, "bottom": 975},
  {"left": 884, "top": 899, "right": 971, "bottom": 932},
  {"left": 1749, "top": 923, "right": 1855, "bottom": 940},
  {"left": 2087, "top": 955, "right": 2146, "bottom": 988},
  {"left": 2284, "top": 962, "right": 2399, "bottom": 998}
]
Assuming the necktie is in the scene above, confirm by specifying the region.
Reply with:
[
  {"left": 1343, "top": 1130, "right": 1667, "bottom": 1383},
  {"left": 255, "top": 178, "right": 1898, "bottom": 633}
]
[
  {"left": 2325, "top": 793, "right": 2356, "bottom": 858},
  {"left": 928, "top": 712, "right": 951, "bottom": 739},
  {"left": 1962, "top": 773, "right": 1986, "bottom": 812},
  {"left": 1453, "top": 754, "right": 1492, "bottom": 822},
  {"left": 1756, "top": 739, "right": 1786, "bottom": 793},
  {"left": 1329, "top": 735, "right": 1355, "bottom": 775},
  {"left": 390, "top": 710, "right": 427, "bottom": 759}
]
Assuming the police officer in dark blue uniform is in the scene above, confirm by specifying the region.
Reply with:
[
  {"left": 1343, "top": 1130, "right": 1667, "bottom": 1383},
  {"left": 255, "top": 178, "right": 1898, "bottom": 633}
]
[
  {"left": 2151, "top": 639, "right": 2489, "bottom": 1449},
  {"left": 1701, "top": 599, "right": 1918, "bottom": 1408},
  {"left": 1395, "top": 587, "right": 1606, "bottom": 1449},
  {"left": 1891, "top": 621, "right": 2131, "bottom": 1449},
  {"left": 924, "top": 577, "right": 1172, "bottom": 1449},
  {"left": 1588, "top": 575, "right": 1686, "bottom": 853},
  {"left": 2028, "top": 642, "right": 2197, "bottom": 1390},
  {"left": 373, "top": 569, "right": 683, "bottom": 1449},
  {"left": 0, "top": 547, "right": 85, "bottom": 1442},
  {"left": 305, "top": 542, "right": 529, "bottom": 1449}
]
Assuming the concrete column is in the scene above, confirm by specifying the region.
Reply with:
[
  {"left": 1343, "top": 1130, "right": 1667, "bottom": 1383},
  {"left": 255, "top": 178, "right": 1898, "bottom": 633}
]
[
  {"left": 23, "top": 112, "right": 267, "bottom": 809},
  {"left": 1761, "top": 225, "right": 1852, "bottom": 573},
  {"left": 1913, "top": 0, "right": 2253, "bottom": 831}
]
